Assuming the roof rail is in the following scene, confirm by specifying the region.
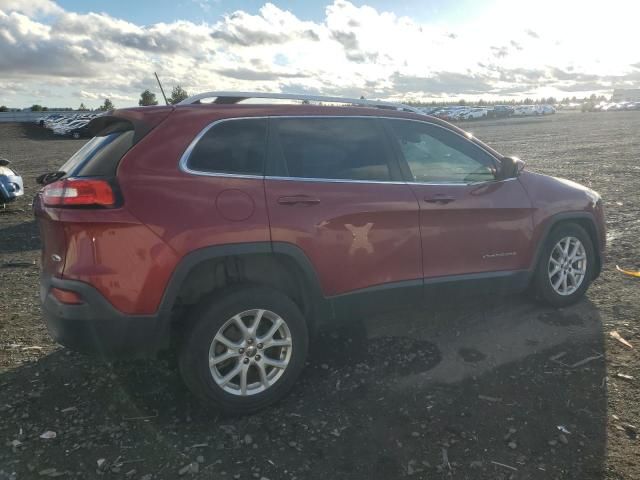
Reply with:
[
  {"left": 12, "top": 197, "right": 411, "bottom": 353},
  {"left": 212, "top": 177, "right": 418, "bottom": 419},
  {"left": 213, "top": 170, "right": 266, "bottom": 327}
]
[{"left": 178, "top": 91, "right": 424, "bottom": 115}]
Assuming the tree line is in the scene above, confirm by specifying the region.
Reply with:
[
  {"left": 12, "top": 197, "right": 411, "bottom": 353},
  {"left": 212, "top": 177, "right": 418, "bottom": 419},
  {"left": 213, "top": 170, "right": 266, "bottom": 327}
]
[
  {"left": 0, "top": 90, "right": 615, "bottom": 113},
  {"left": 0, "top": 85, "right": 190, "bottom": 113},
  {"left": 406, "top": 94, "right": 611, "bottom": 108}
]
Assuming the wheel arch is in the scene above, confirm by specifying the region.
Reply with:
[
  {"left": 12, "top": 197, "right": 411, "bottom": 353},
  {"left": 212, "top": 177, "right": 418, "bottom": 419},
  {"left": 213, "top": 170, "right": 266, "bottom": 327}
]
[
  {"left": 156, "top": 242, "right": 330, "bottom": 345},
  {"left": 531, "top": 212, "right": 602, "bottom": 279}
]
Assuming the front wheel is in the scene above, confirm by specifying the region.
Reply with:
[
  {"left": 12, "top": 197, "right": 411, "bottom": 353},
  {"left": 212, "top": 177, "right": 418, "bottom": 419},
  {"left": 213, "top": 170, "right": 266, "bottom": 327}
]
[
  {"left": 532, "top": 223, "right": 595, "bottom": 307},
  {"left": 178, "top": 286, "right": 308, "bottom": 414}
]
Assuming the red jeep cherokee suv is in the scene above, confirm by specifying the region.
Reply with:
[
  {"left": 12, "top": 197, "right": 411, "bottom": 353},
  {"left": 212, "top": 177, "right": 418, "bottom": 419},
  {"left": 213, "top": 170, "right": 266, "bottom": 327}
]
[{"left": 35, "top": 92, "right": 605, "bottom": 413}]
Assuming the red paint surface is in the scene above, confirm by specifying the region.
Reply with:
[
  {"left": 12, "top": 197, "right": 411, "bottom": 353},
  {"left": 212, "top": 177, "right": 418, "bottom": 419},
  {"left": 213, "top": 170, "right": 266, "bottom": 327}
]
[
  {"left": 264, "top": 179, "right": 422, "bottom": 295},
  {"left": 35, "top": 103, "right": 606, "bottom": 316}
]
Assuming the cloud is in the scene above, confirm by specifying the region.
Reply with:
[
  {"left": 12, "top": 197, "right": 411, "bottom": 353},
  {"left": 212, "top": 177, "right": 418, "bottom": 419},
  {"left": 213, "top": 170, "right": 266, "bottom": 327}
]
[
  {"left": 0, "top": 11, "right": 99, "bottom": 77},
  {"left": 0, "top": 0, "right": 637, "bottom": 107},
  {"left": 211, "top": 3, "right": 320, "bottom": 46},
  {"left": 391, "top": 72, "right": 494, "bottom": 95},
  {"left": 490, "top": 46, "right": 509, "bottom": 58},
  {"left": 79, "top": 90, "right": 135, "bottom": 101},
  {"left": 215, "top": 67, "right": 309, "bottom": 81},
  {"left": 0, "top": 0, "right": 62, "bottom": 16}
]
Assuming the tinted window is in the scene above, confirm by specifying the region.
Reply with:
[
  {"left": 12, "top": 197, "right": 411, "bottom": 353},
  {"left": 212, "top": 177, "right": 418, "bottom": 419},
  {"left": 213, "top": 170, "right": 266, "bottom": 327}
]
[
  {"left": 388, "top": 120, "right": 496, "bottom": 184},
  {"left": 187, "top": 119, "right": 266, "bottom": 175},
  {"left": 273, "top": 118, "right": 392, "bottom": 181},
  {"left": 59, "top": 130, "right": 135, "bottom": 177}
]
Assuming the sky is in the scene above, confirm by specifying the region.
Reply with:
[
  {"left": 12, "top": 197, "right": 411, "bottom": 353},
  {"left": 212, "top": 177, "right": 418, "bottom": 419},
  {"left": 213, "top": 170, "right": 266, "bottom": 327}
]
[{"left": 0, "top": 0, "right": 639, "bottom": 108}]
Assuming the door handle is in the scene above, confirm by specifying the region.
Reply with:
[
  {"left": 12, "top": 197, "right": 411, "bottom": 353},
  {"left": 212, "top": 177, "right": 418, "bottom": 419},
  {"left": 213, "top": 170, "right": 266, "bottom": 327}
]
[
  {"left": 277, "top": 195, "right": 321, "bottom": 206},
  {"left": 424, "top": 195, "right": 455, "bottom": 204}
]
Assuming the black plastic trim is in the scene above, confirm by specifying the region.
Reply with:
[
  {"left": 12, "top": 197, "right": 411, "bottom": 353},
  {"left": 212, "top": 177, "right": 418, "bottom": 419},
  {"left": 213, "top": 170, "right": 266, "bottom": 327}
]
[
  {"left": 328, "top": 270, "right": 531, "bottom": 321},
  {"left": 154, "top": 242, "right": 331, "bottom": 336},
  {"left": 41, "top": 275, "right": 160, "bottom": 357},
  {"left": 330, "top": 279, "right": 423, "bottom": 319}
]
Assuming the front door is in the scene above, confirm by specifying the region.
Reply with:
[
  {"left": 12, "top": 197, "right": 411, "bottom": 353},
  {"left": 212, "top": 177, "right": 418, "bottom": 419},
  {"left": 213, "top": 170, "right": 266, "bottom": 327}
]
[
  {"left": 383, "top": 118, "right": 534, "bottom": 280},
  {"left": 264, "top": 116, "right": 423, "bottom": 312}
]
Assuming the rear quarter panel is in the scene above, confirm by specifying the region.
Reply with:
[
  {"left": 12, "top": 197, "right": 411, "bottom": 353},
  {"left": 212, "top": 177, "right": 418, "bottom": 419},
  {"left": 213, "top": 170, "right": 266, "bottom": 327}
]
[{"left": 116, "top": 107, "right": 271, "bottom": 256}]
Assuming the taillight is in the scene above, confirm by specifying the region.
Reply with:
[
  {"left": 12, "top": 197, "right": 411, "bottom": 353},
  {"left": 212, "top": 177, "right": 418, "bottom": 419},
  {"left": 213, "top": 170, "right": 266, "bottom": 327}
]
[{"left": 42, "top": 178, "right": 115, "bottom": 207}]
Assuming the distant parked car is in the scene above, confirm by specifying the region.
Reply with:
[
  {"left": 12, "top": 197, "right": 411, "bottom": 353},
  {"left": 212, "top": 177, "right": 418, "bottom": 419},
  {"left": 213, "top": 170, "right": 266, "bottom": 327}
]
[
  {"left": 38, "top": 114, "right": 63, "bottom": 127},
  {"left": 67, "top": 123, "right": 92, "bottom": 139},
  {"left": 460, "top": 108, "right": 488, "bottom": 120},
  {"left": 540, "top": 104, "right": 556, "bottom": 115},
  {"left": 493, "top": 105, "right": 514, "bottom": 118},
  {"left": 53, "top": 119, "right": 91, "bottom": 136},
  {"left": 513, "top": 105, "right": 538, "bottom": 116},
  {"left": 0, "top": 159, "right": 24, "bottom": 204}
]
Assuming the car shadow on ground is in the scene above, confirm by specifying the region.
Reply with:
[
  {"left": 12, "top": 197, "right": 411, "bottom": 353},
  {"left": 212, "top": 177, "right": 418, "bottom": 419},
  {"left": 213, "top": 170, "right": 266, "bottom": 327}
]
[
  {"left": 0, "top": 220, "right": 40, "bottom": 254},
  {"left": 18, "top": 124, "right": 62, "bottom": 141},
  {"left": 0, "top": 294, "right": 607, "bottom": 479}
]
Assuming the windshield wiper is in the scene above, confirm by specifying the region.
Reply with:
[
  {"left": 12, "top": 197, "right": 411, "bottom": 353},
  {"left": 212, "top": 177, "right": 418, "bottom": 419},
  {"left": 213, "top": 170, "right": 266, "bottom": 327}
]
[{"left": 36, "top": 171, "right": 65, "bottom": 186}]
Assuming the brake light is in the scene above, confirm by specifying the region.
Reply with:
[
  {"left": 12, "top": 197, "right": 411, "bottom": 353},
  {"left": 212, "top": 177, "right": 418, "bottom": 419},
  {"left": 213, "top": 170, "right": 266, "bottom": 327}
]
[{"left": 42, "top": 178, "right": 115, "bottom": 207}]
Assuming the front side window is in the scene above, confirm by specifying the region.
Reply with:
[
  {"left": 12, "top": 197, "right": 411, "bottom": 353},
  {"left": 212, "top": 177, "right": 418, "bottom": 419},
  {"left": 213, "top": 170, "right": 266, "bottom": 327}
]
[
  {"left": 387, "top": 120, "right": 496, "bottom": 184},
  {"left": 186, "top": 119, "right": 267, "bottom": 175},
  {"left": 272, "top": 118, "right": 393, "bottom": 182}
]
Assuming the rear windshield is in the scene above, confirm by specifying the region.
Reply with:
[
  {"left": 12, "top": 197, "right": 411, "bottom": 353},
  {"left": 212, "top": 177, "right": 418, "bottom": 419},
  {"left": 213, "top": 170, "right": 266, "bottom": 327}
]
[{"left": 59, "top": 129, "right": 135, "bottom": 177}]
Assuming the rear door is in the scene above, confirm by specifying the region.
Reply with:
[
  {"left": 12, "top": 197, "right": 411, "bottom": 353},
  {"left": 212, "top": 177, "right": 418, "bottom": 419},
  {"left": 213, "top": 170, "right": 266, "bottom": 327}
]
[
  {"left": 264, "top": 116, "right": 422, "bottom": 310},
  {"left": 384, "top": 118, "right": 533, "bottom": 279}
]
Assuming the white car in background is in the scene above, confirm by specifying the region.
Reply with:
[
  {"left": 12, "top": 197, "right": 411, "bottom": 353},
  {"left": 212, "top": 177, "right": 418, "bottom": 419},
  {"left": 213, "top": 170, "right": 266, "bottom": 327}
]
[
  {"left": 513, "top": 105, "right": 537, "bottom": 116},
  {"left": 460, "top": 107, "right": 488, "bottom": 120},
  {"left": 53, "top": 119, "right": 89, "bottom": 135},
  {"left": 540, "top": 104, "right": 556, "bottom": 115}
]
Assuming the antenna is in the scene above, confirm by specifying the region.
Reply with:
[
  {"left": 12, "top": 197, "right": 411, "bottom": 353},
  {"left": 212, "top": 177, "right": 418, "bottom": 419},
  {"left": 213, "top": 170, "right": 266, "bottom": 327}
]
[{"left": 154, "top": 72, "right": 169, "bottom": 105}]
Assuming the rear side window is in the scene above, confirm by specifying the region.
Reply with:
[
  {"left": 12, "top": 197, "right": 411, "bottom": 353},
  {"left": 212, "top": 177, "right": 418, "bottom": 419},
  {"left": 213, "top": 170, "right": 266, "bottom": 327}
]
[
  {"left": 60, "top": 130, "right": 135, "bottom": 177},
  {"left": 271, "top": 118, "right": 393, "bottom": 182},
  {"left": 185, "top": 119, "right": 267, "bottom": 175}
]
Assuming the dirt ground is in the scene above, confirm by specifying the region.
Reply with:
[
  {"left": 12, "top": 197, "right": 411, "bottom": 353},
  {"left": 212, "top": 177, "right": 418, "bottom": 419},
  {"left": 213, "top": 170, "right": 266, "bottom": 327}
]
[{"left": 0, "top": 112, "right": 638, "bottom": 479}]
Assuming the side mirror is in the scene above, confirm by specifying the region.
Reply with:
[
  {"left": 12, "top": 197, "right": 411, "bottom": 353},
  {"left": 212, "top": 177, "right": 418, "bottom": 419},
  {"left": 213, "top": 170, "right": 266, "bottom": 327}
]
[{"left": 498, "top": 156, "right": 525, "bottom": 179}]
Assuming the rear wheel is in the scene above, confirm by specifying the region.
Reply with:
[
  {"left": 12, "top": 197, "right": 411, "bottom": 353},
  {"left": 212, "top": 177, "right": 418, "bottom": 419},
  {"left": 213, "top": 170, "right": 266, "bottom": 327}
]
[
  {"left": 178, "top": 286, "right": 308, "bottom": 414},
  {"left": 532, "top": 223, "right": 595, "bottom": 307}
]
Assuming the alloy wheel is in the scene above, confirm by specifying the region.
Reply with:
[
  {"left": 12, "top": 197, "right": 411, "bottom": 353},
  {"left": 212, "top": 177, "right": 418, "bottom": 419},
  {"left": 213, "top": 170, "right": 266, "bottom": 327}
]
[
  {"left": 548, "top": 236, "right": 587, "bottom": 296},
  {"left": 208, "top": 309, "right": 293, "bottom": 396}
]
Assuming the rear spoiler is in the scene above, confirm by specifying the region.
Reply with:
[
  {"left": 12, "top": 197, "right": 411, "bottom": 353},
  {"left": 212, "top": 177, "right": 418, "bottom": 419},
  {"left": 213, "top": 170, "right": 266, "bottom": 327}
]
[{"left": 89, "top": 107, "right": 174, "bottom": 143}]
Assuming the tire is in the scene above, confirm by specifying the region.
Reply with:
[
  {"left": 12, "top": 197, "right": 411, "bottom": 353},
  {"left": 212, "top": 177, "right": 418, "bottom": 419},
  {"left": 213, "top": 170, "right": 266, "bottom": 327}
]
[
  {"left": 72, "top": 132, "right": 80, "bottom": 139},
  {"left": 532, "top": 223, "right": 595, "bottom": 307},
  {"left": 178, "top": 285, "right": 308, "bottom": 414}
]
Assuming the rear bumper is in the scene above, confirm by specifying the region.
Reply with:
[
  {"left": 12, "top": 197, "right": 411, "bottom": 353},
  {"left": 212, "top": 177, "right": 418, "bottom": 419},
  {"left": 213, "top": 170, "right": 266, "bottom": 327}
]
[{"left": 41, "top": 275, "right": 167, "bottom": 358}]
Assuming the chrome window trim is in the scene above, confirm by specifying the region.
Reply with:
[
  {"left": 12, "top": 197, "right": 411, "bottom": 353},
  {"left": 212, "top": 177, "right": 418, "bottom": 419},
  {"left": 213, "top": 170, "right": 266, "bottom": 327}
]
[
  {"left": 179, "top": 116, "right": 269, "bottom": 179},
  {"left": 406, "top": 176, "right": 518, "bottom": 186},
  {"left": 264, "top": 175, "right": 408, "bottom": 185},
  {"left": 179, "top": 115, "right": 505, "bottom": 186}
]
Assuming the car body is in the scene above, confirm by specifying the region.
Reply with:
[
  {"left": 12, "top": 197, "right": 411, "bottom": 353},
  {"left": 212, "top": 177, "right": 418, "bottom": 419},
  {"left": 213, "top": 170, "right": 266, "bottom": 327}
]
[
  {"left": 513, "top": 105, "right": 537, "bottom": 116},
  {"left": 34, "top": 92, "right": 606, "bottom": 413},
  {"left": 540, "top": 104, "right": 556, "bottom": 115},
  {"left": 43, "top": 113, "right": 100, "bottom": 131},
  {"left": 66, "top": 123, "right": 93, "bottom": 139},
  {"left": 53, "top": 119, "right": 90, "bottom": 136},
  {"left": 492, "top": 105, "right": 514, "bottom": 118},
  {"left": 0, "top": 159, "right": 24, "bottom": 204},
  {"left": 460, "top": 107, "right": 488, "bottom": 120}
]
